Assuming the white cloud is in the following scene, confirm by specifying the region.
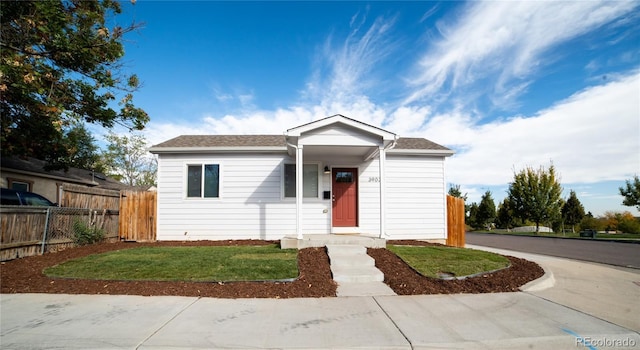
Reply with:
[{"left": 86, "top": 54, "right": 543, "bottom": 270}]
[
  {"left": 405, "top": 0, "right": 639, "bottom": 109},
  {"left": 306, "top": 12, "right": 397, "bottom": 104},
  {"left": 440, "top": 71, "right": 640, "bottom": 185}
]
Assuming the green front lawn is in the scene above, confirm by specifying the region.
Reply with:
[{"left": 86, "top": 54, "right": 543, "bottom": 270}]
[
  {"left": 388, "top": 245, "right": 510, "bottom": 278},
  {"left": 44, "top": 245, "right": 298, "bottom": 282}
]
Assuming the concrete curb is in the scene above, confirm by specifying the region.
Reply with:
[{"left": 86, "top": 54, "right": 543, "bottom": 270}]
[{"left": 520, "top": 265, "right": 555, "bottom": 292}]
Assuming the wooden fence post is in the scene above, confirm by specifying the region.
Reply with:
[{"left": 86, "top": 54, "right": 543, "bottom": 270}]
[{"left": 446, "top": 195, "right": 466, "bottom": 248}]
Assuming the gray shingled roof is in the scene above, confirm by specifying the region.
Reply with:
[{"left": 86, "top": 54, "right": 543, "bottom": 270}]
[
  {"left": 0, "top": 157, "right": 136, "bottom": 191},
  {"left": 152, "top": 135, "right": 287, "bottom": 148},
  {"left": 152, "top": 135, "right": 451, "bottom": 151},
  {"left": 394, "top": 137, "right": 451, "bottom": 151}
]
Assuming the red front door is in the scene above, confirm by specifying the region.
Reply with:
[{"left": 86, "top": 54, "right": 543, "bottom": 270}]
[{"left": 332, "top": 168, "right": 358, "bottom": 227}]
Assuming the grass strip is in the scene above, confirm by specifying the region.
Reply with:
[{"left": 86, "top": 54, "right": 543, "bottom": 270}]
[
  {"left": 387, "top": 245, "right": 510, "bottom": 279},
  {"left": 44, "top": 244, "right": 298, "bottom": 282}
]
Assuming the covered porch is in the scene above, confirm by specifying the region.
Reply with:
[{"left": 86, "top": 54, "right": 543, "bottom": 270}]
[{"left": 284, "top": 115, "right": 397, "bottom": 239}]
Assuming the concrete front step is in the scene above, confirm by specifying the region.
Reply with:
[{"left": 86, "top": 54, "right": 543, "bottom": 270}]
[
  {"left": 280, "top": 234, "right": 386, "bottom": 249},
  {"left": 326, "top": 244, "right": 366, "bottom": 256},
  {"left": 331, "top": 266, "right": 384, "bottom": 283},
  {"left": 328, "top": 254, "right": 375, "bottom": 268}
]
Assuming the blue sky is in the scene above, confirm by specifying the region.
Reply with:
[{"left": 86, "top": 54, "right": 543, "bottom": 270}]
[{"left": 108, "top": 1, "right": 639, "bottom": 216}]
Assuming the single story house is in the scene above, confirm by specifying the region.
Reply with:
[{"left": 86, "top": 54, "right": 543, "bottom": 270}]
[
  {"left": 149, "top": 115, "right": 454, "bottom": 242},
  {"left": 0, "top": 156, "right": 133, "bottom": 204}
]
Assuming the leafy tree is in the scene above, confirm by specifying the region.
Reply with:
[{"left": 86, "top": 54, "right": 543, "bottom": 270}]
[
  {"left": 619, "top": 176, "right": 640, "bottom": 211},
  {"left": 62, "top": 123, "right": 104, "bottom": 172},
  {"left": 507, "top": 164, "right": 563, "bottom": 233},
  {"left": 617, "top": 212, "right": 640, "bottom": 234},
  {"left": 467, "top": 202, "right": 480, "bottom": 230},
  {"left": 448, "top": 184, "right": 467, "bottom": 200},
  {"left": 0, "top": 0, "right": 148, "bottom": 169},
  {"left": 496, "top": 197, "right": 517, "bottom": 230},
  {"left": 476, "top": 191, "right": 496, "bottom": 229},
  {"left": 600, "top": 211, "right": 639, "bottom": 234},
  {"left": 101, "top": 132, "right": 156, "bottom": 187},
  {"left": 580, "top": 212, "right": 603, "bottom": 232},
  {"left": 561, "top": 190, "right": 585, "bottom": 233},
  {"left": 448, "top": 183, "right": 471, "bottom": 217}
]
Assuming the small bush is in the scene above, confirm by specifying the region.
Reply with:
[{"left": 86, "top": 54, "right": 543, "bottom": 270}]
[{"left": 72, "top": 219, "right": 106, "bottom": 246}]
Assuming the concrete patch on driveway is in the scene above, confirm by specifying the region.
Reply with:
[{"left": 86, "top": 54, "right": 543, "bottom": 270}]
[
  {"left": 0, "top": 293, "right": 197, "bottom": 350},
  {"left": 375, "top": 293, "right": 640, "bottom": 349},
  {"left": 140, "top": 296, "right": 410, "bottom": 349}
]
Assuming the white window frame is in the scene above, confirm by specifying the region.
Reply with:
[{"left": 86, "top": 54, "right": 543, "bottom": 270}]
[
  {"left": 282, "top": 162, "right": 321, "bottom": 199},
  {"left": 185, "top": 163, "right": 222, "bottom": 199},
  {"left": 7, "top": 178, "right": 32, "bottom": 192}
]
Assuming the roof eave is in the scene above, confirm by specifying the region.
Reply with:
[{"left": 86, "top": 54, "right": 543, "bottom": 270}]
[
  {"left": 0, "top": 167, "right": 98, "bottom": 186},
  {"left": 149, "top": 146, "right": 288, "bottom": 154},
  {"left": 387, "top": 149, "right": 455, "bottom": 157}
]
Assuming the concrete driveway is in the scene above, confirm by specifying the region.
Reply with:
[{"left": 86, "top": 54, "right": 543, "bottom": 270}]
[{"left": 2, "top": 248, "right": 639, "bottom": 349}]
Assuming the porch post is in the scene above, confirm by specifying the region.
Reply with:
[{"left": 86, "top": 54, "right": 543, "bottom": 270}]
[
  {"left": 378, "top": 145, "right": 386, "bottom": 238},
  {"left": 296, "top": 145, "right": 304, "bottom": 239}
]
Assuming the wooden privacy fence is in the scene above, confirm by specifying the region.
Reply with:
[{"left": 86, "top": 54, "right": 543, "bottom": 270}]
[
  {"left": 446, "top": 195, "right": 466, "bottom": 247},
  {"left": 0, "top": 206, "right": 119, "bottom": 261},
  {"left": 60, "top": 183, "right": 120, "bottom": 210},
  {"left": 1, "top": 183, "right": 157, "bottom": 260},
  {"left": 119, "top": 190, "right": 157, "bottom": 242}
]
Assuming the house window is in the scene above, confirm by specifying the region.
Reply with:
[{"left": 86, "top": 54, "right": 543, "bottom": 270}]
[
  {"left": 7, "top": 178, "right": 31, "bottom": 192},
  {"left": 284, "top": 164, "right": 318, "bottom": 198},
  {"left": 187, "top": 164, "right": 219, "bottom": 198}
]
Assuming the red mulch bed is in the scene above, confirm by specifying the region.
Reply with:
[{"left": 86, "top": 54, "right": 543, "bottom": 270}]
[
  {"left": 370, "top": 240, "right": 545, "bottom": 295},
  {"left": 0, "top": 240, "right": 544, "bottom": 298}
]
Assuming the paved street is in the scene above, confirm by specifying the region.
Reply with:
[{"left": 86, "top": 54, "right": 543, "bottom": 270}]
[{"left": 467, "top": 232, "right": 640, "bottom": 268}]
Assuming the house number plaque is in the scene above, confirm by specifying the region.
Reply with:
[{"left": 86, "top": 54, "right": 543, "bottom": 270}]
[{"left": 368, "top": 177, "right": 380, "bottom": 182}]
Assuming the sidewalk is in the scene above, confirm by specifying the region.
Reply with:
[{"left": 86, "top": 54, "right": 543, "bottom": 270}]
[
  {"left": 467, "top": 244, "right": 640, "bottom": 331},
  {"left": 2, "top": 249, "right": 639, "bottom": 349}
]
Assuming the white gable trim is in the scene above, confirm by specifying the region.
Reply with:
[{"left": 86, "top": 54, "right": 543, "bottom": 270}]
[{"left": 286, "top": 114, "right": 396, "bottom": 142}]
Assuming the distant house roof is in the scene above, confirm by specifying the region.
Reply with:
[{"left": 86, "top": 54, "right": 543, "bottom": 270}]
[
  {"left": 0, "top": 157, "right": 135, "bottom": 191},
  {"left": 150, "top": 135, "right": 452, "bottom": 153}
]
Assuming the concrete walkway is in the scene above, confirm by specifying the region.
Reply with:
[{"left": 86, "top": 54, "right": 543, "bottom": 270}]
[
  {"left": 2, "top": 248, "right": 639, "bottom": 349},
  {"left": 326, "top": 244, "right": 396, "bottom": 297}
]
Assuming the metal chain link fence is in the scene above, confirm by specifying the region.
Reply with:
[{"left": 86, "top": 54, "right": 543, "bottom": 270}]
[{"left": 43, "top": 207, "right": 119, "bottom": 254}]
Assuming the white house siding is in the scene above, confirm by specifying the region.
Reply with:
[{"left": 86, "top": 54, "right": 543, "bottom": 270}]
[
  {"left": 357, "top": 159, "right": 382, "bottom": 234},
  {"left": 385, "top": 155, "right": 447, "bottom": 240},
  {"left": 156, "top": 153, "right": 332, "bottom": 240}
]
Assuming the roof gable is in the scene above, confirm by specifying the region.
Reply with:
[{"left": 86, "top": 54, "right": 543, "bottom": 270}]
[{"left": 285, "top": 114, "right": 396, "bottom": 141}]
